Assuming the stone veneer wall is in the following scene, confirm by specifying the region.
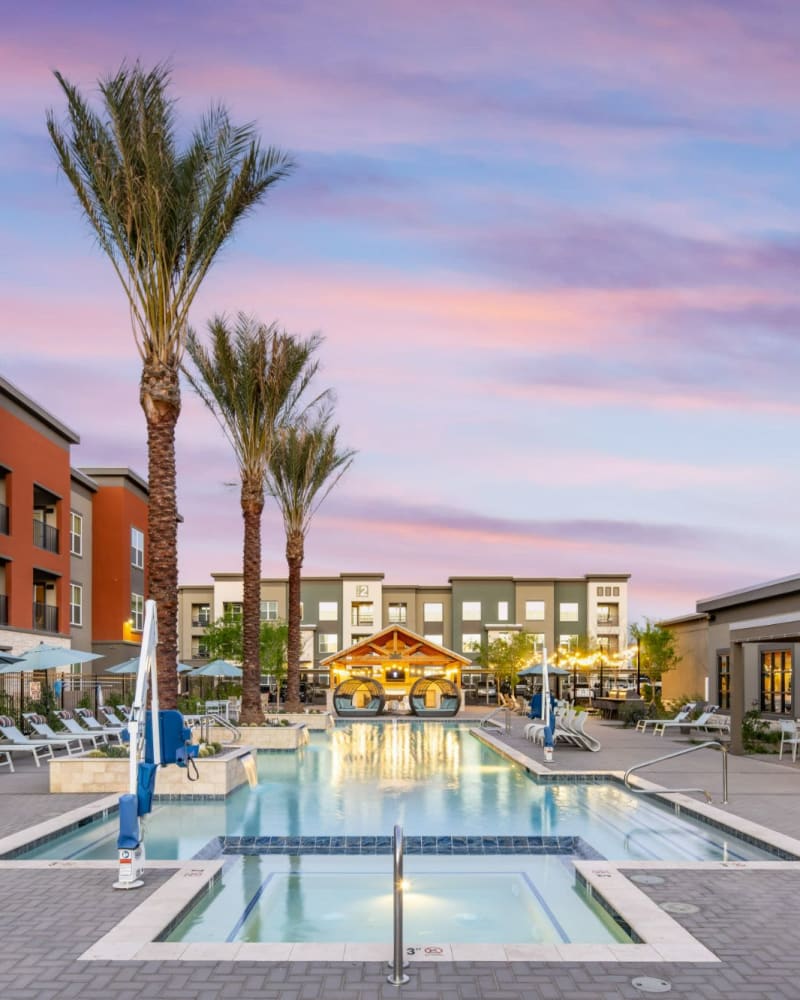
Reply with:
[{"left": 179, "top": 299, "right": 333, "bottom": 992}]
[
  {"left": 49, "top": 746, "right": 254, "bottom": 796},
  {"left": 209, "top": 723, "right": 310, "bottom": 749}
]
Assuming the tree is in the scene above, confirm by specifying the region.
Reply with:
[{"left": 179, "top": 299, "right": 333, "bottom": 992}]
[
  {"left": 478, "top": 632, "right": 538, "bottom": 692},
  {"left": 184, "top": 316, "right": 321, "bottom": 724},
  {"left": 47, "top": 62, "right": 293, "bottom": 708},
  {"left": 267, "top": 412, "right": 355, "bottom": 710},
  {"left": 204, "top": 614, "right": 288, "bottom": 671},
  {"left": 630, "top": 618, "right": 680, "bottom": 692}
]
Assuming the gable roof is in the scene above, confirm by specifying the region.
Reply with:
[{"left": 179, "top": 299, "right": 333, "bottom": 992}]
[{"left": 319, "top": 623, "right": 471, "bottom": 668}]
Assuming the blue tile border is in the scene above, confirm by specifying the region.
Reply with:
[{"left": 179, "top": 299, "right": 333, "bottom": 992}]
[{"left": 219, "top": 834, "right": 606, "bottom": 857}]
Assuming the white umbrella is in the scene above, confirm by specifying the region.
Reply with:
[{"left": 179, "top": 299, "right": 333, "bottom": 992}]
[{"left": 541, "top": 646, "right": 550, "bottom": 730}]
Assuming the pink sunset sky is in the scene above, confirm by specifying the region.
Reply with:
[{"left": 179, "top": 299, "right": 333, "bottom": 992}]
[{"left": 3, "top": 1, "right": 800, "bottom": 622}]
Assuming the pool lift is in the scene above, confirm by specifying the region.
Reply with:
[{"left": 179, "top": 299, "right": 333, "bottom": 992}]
[{"left": 113, "top": 599, "right": 199, "bottom": 889}]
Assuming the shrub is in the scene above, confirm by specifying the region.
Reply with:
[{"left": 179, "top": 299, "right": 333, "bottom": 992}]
[{"left": 742, "top": 709, "right": 780, "bottom": 753}]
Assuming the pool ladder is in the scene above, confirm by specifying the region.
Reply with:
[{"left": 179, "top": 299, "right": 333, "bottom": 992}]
[{"left": 624, "top": 740, "right": 729, "bottom": 805}]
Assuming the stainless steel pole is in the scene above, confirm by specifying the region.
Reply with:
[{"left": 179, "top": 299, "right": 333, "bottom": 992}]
[
  {"left": 721, "top": 745, "right": 728, "bottom": 804},
  {"left": 387, "top": 824, "right": 410, "bottom": 986}
]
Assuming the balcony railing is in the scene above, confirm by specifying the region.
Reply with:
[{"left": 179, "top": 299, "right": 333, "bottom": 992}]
[
  {"left": 33, "top": 519, "right": 59, "bottom": 553},
  {"left": 0, "top": 503, "right": 7, "bottom": 535},
  {"left": 0, "top": 594, "right": 7, "bottom": 626},
  {"left": 192, "top": 617, "right": 211, "bottom": 628},
  {"left": 597, "top": 616, "right": 620, "bottom": 628},
  {"left": 351, "top": 611, "right": 374, "bottom": 627},
  {"left": 33, "top": 602, "right": 58, "bottom": 633}
]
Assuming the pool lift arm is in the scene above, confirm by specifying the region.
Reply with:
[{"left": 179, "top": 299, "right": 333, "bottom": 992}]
[{"left": 113, "top": 599, "right": 198, "bottom": 889}]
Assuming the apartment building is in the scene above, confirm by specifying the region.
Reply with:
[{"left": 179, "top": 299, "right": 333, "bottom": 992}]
[
  {"left": 178, "top": 572, "right": 630, "bottom": 691},
  {"left": 0, "top": 377, "right": 148, "bottom": 664}
]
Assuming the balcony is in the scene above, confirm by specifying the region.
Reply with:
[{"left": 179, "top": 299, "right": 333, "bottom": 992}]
[
  {"left": 0, "top": 503, "right": 7, "bottom": 535},
  {"left": 33, "top": 602, "right": 58, "bottom": 633},
  {"left": 191, "top": 617, "right": 211, "bottom": 628},
  {"left": 597, "top": 616, "right": 620, "bottom": 628},
  {"left": 33, "top": 519, "right": 59, "bottom": 553},
  {"left": 0, "top": 594, "right": 7, "bottom": 625}
]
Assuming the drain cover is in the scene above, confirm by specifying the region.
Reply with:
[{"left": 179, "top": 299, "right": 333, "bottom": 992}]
[
  {"left": 629, "top": 874, "right": 665, "bottom": 885},
  {"left": 632, "top": 977, "right": 672, "bottom": 994},
  {"left": 660, "top": 901, "right": 699, "bottom": 914}
]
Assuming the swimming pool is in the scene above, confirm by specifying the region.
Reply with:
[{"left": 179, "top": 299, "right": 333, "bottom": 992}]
[{"left": 19, "top": 721, "right": 776, "bottom": 864}]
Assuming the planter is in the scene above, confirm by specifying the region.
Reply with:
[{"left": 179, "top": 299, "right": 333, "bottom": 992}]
[
  {"left": 211, "top": 722, "right": 310, "bottom": 750},
  {"left": 49, "top": 745, "right": 256, "bottom": 797}
]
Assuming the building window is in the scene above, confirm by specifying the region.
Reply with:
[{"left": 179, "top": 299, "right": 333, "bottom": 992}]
[
  {"left": 70, "top": 512, "right": 83, "bottom": 556},
  {"left": 718, "top": 652, "right": 730, "bottom": 711},
  {"left": 612, "top": 586, "right": 620, "bottom": 596},
  {"left": 597, "top": 603, "right": 619, "bottom": 626},
  {"left": 387, "top": 602, "right": 407, "bottom": 624},
  {"left": 462, "top": 601, "right": 481, "bottom": 621},
  {"left": 497, "top": 601, "right": 509, "bottom": 622},
  {"left": 70, "top": 583, "right": 82, "bottom": 627},
  {"left": 528, "top": 632, "right": 545, "bottom": 650},
  {"left": 130, "top": 593, "right": 144, "bottom": 632},
  {"left": 525, "top": 601, "right": 545, "bottom": 621},
  {"left": 131, "top": 527, "right": 144, "bottom": 569},
  {"left": 260, "top": 600, "right": 279, "bottom": 621},
  {"left": 191, "top": 637, "right": 209, "bottom": 658},
  {"left": 596, "top": 635, "right": 619, "bottom": 655},
  {"left": 559, "top": 634, "right": 580, "bottom": 652},
  {"left": 351, "top": 602, "right": 374, "bottom": 627},
  {"left": 559, "top": 602, "right": 579, "bottom": 623},
  {"left": 761, "top": 649, "right": 792, "bottom": 715},
  {"left": 223, "top": 602, "right": 243, "bottom": 620},
  {"left": 424, "top": 602, "right": 443, "bottom": 622},
  {"left": 319, "top": 633, "right": 338, "bottom": 653},
  {"left": 319, "top": 601, "right": 338, "bottom": 621},
  {"left": 424, "top": 633, "right": 443, "bottom": 646},
  {"left": 487, "top": 630, "right": 512, "bottom": 645},
  {"left": 462, "top": 633, "right": 481, "bottom": 653},
  {"left": 192, "top": 603, "right": 211, "bottom": 627}
]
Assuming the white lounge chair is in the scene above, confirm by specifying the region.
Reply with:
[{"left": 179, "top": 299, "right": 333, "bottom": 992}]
[
  {"left": 636, "top": 703, "right": 695, "bottom": 733},
  {"left": 0, "top": 716, "right": 54, "bottom": 767},
  {"left": 692, "top": 714, "right": 730, "bottom": 737},
  {"left": 55, "top": 710, "right": 115, "bottom": 745},
  {"left": 99, "top": 707, "right": 127, "bottom": 728},
  {"left": 25, "top": 713, "right": 101, "bottom": 749},
  {"left": 653, "top": 707, "right": 718, "bottom": 737},
  {"left": 0, "top": 717, "right": 82, "bottom": 756},
  {"left": 74, "top": 708, "right": 123, "bottom": 742},
  {"left": 0, "top": 749, "right": 12, "bottom": 772}
]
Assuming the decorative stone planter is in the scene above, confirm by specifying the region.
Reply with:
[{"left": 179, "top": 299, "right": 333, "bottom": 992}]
[
  {"left": 212, "top": 722, "right": 310, "bottom": 750},
  {"left": 49, "top": 745, "right": 256, "bottom": 797}
]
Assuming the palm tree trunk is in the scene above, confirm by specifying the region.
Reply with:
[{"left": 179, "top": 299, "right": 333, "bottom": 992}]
[
  {"left": 240, "top": 479, "right": 265, "bottom": 725},
  {"left": 141, "top": 362, "right": 180, "bottom": 710},
  {"left": 285, "top": 532, "right": 304, "bottom": 711}
]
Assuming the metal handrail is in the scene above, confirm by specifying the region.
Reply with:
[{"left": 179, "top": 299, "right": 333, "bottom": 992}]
[
  {"left": 624, "top": 740, "right": 728, "bottom": 805},
  {"left": 479, "top": 706, "right": 510, "bottom": 734},
  {"left": 387, "top": 824, "right": 410, "bottom": 986}
]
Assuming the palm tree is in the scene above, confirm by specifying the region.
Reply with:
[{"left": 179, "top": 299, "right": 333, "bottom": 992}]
[
  {"left": 184, "top": 315, "right": 322, "bottom": 724},
  {"left": 47, "top": 62, "right": 293, "bottom": 707},
  {"left": 267, "top": 414, "right": 355, "bottom": 710}
]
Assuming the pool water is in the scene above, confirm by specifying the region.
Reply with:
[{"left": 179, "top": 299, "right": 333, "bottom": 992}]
[
  {"left": 166, "top": 855, "right": 630, "bottom": 945},
  {"left": 21, "top": 722, "right": 774, "bottom": 863}
]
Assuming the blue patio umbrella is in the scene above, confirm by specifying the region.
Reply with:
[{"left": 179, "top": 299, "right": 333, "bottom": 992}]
[
  {"left": 19, "top": 643, "right": 103, "bottom": 671},
  {"left": 518, "top": 663, "right": 569, "bottom": 677},
  {"left": 0, "top": 653, "right": 26, "bottom": 671},
  {"left": 108, "top": 658, "right": 194, "bottom": 674},
  {"left": 189, "top": 660, "right": 243, "bottom": 679}
]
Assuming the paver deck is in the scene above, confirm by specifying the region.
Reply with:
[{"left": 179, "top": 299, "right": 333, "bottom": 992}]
[{"left": 2, "top": 709, "right": 800, "bottom": 998}]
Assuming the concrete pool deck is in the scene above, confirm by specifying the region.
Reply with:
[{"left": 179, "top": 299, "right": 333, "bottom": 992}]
[{"left": 2, "top": 708, "right": 800, "bottom": 998}]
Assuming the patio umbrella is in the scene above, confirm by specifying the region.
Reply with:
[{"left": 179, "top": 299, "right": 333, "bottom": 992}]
[
  {"left": 189, "top": 660, "right": 242, "bottom": 679},
  {"left": 19, "top": 643, "right": 103, "bottom": 670},
  {"left": 107, "top": 658, "right": 194, "bottom": 674},
  {"left": 518, "top": 663, "right": 570, "bottom": 677},
  {"left": 0, "top": 653, "right": 24, "bottom": 667}
]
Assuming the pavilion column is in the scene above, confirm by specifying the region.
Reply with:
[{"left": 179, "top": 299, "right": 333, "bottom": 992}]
[{"left": 729, "top": 639, "right": 746, "bottom": 756}]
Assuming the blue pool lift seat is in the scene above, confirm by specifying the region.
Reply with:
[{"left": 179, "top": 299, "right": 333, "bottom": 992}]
[
  {"left": 333, "top": 677, "right": 386, "bottom": 717},
  {"left": 408, "top": 677, "right": 460, "bottom": 718}
]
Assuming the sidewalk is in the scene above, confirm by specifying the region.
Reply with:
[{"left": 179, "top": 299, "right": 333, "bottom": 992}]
[{"left": 2, "top": 714, "right": 800, "bottom": 998}]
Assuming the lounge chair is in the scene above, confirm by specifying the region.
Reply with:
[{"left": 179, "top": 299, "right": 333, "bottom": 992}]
[
  {"left": 636, "top": 703, "right": 695, "bottom": 733},
  {"left": 25, "top": 713, "right": 101, "bottom": 749},
  {"left": 99, "top": 707, "right": 127, "bottom": 728},
  {"left": 55, "top": 710, "right": 117, "bottom": 745},
  {"left": 74, "top": 708, "right": 123, "bottom": 742},
  {"left": 0, "top": 749, "right": 12, "bottom": 772},
  {"left": 0, "top": 716, "right": 55, "bottom": 767},
  {"left": 0, "top": 717, "right": 83, "bottom": 756},
  {"left": 565, "top": 711, "right": 602, "bottom": 752},
  {"left": 692, "top": 714, "right": 730, "bottom": 737},
  {"left": 653, "top": 707, "right": 718, "bottom": 737}
]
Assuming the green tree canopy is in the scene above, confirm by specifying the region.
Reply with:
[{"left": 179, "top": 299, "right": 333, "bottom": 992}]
[{"left": 630, "top": 618, "right": 680, "bottom": 682}]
